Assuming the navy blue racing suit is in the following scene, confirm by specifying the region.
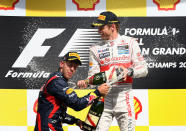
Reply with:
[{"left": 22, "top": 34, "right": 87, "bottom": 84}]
[{"left": 34, "top": 71, "right": 101, "bottom": 131}]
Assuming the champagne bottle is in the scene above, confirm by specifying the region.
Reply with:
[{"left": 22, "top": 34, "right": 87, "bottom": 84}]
[
  {"left": 85, "top": 66, "right": 124, "bottom": 85},
  {"left": 82, "top": 97, "right": 104, "bottom": 131},
  {"left": 85, "top": 72, "right": 107, "bottom": 85}
]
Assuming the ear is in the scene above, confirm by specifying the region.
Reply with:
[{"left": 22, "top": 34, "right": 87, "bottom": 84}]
[
  {"left": 111, "top": 24, "right": 116, "bottom": 30},
  {"left": 59, "top": 61, "right": 64, "bottom": 68}
]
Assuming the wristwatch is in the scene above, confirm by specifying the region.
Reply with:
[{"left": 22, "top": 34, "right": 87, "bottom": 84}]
[{"left": 127, "top": 68, "right": 134, "bottom": 77}]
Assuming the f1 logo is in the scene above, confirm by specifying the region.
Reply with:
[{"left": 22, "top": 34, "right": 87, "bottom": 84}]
[{"left": 12, "top": 28, "right": 65, "bottom": 68}]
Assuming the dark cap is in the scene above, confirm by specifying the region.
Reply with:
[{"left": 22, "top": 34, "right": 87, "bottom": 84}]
[
  {"left": 92, "top": 11, "right": 119, "bottom": 27},
  {"left": 62, "top": 52, "right": 82, "bottom": 65}
]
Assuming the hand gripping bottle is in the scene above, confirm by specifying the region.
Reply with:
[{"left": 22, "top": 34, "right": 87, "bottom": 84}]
[
  {"left": 85, "top": 66, "right": 124, "bottom": 85},
  {"left": 82, "top": 97, "right": 104, "bottom": 131}
]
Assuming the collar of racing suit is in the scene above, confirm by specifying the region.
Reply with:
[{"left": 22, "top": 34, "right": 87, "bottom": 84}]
[
  {"left": 103, "top": 34, "right": 121, "bottom": 47},
  {"left": 55, "top": 71, "right": 68, "bottom": 82}
]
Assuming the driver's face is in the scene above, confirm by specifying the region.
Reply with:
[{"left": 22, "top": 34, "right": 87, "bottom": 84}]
[
  {"left": 60, "top": 61, "right": 79, "bottom": 80},
  {"left": 98, "top": 25, "right": 112, "bottom": 40}
]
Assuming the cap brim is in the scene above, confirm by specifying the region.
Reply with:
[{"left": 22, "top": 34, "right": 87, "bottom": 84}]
[
  {"left": 68, "top": 59, "right": 82, "bottom": 65},
  {"left": 75, "top": 59, "right": 82, "bottom": 65},
  {"left": 91, "top": 22, "right": 104, "bottom": 27},
  {"left": 91, "top": 21, "right": 119, "bottom": 27},
  {"left": 91, "top": 19, "right": 106, "bottom": 27}
]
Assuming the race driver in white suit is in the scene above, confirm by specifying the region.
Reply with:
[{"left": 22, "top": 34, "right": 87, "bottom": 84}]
[{"left": 77, "top": 11, "right": 148, "bottom": 131}]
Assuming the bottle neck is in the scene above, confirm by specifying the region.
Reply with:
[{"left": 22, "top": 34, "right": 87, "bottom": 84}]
[{"left": 84, "top": 79, "right": 89, "bottom": 85}]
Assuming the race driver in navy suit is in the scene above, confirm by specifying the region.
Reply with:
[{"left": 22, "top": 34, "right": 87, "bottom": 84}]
[{"left": 34, "top": 52, "right": 110, "bottom": 131}]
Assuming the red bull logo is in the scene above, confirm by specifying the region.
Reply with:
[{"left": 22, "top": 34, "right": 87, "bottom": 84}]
[
  {"left": 153, "top": 0, "right": 180, "bottom": 11},
  {"left": 72, "top": 0, "right": 100, "bottom": 11},
  {"left": 134, "top": 96, "right": 142, "bottom": 120},
  {"left": 0, "top": 0, "right": 19, "bottom": 10}
]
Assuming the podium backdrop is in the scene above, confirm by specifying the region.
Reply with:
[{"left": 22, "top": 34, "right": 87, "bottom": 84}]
[{"left": 0, "top": 0, "right": 186, "bottom": 131}]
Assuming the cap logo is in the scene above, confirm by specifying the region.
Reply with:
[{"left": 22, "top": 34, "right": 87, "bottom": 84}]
[
  {"left": 69, "top": 52, "right": 80, "bottom": 60},
  {"left": 153, "top": 0, "right": 180, "bottom": 11},
  {"left": 98, "top": 15, "right": 106, "bottom": 21}
]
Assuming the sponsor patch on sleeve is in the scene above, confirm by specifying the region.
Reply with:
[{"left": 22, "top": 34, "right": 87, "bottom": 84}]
[
  {"left": 66, "top": 88, "right": 74, "bottom": 95},
  {"left": 87, "top": 92, "right": 98, "bottom": 105},
  {"left": 89, "top": 61, "right": 93, "bottom": 69}
]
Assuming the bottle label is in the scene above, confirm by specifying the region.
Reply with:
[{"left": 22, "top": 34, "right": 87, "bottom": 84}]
[
  {"left": 83, "top": 123, "right": 95, "bottom": 131},
  {"left": 93, "top": 72, "right": 106, "bottom": 85},
  {"left": 105, "top": 66, "right": 117, "bottom": 82},
  {"left": 98, "top": 97, "right": 104, "bottom": 102},
  {"left": 105, "top": 66, "right": 124, "bottom": 84},
  {"left": 84, "top": 113, "right": 99, "bottom": 127}
]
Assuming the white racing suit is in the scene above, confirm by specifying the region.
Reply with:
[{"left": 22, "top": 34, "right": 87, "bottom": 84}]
[{"left": 88, "top": 34, "right": 148, "bottom": 131}]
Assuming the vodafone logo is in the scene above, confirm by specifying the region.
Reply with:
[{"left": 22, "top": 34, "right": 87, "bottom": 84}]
[
  {"left": 72, "top": 0, "right": 100, "bottom": 11},
  {"left": 153, "top": 0, "right": 180, "bottom": 11},
  {"left": 0, "top": 0, "right": 19, "bottom": 10}
]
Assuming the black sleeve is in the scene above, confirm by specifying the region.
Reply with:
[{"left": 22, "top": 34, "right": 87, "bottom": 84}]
[{"left": 47, "top": 78, "right": 101, "bottom": 111}]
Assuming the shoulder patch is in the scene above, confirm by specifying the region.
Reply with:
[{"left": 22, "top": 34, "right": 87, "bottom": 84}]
[{"left": 66, "top": 88, "right": 74, "bottom": 94}]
